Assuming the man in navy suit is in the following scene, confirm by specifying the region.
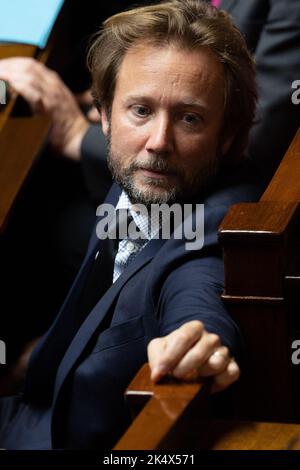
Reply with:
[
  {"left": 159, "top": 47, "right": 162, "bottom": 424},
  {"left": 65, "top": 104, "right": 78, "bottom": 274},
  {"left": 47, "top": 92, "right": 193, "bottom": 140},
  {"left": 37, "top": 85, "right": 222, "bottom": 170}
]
[
  {"left": 0, "top": 0, "right": 259, "bottom": 449},
  {"left": 1, "top": 0, "right": 299, "bottom": 359}
]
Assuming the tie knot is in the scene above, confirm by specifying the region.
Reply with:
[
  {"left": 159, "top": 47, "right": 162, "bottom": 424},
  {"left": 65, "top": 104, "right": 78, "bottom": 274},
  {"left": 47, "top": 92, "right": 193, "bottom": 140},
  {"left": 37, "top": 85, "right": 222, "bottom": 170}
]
[{"left": 115, "top": 209, "right": 141, "bottom": 241}]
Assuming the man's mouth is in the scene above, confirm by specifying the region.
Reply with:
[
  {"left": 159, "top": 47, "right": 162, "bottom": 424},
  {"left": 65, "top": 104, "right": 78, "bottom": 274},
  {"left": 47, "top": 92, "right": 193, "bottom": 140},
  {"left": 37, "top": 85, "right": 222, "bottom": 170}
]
[{"left": 138, "top": 167, "right": 175, "bottom": 179}]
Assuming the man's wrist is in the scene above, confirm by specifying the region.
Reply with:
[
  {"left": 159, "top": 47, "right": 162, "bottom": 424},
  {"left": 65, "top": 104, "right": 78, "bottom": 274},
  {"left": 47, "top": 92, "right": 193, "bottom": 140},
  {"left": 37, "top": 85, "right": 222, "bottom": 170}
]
[{"left": 62, "top": 117, "right": 89, "bottom": 161}]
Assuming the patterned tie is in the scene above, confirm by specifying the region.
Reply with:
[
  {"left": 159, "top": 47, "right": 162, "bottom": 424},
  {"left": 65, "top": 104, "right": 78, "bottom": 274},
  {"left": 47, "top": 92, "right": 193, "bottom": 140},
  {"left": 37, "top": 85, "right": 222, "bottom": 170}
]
[{"left": 113, "top": 213, "right": 146, "bottom": 282}]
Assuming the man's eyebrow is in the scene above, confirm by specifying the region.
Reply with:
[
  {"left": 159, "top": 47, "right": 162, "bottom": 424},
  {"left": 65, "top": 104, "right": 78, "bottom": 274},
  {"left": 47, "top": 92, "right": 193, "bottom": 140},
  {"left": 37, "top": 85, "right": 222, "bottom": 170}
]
[
  {"left": 175, "top": 98, "right": 209, "bottom": 110},
  {"left": 123, "top": 95, "right": 149, "bottom": 103},
  {"left": 123, "top": 95, "right": 161, "bottom": 106},
  {"left": 123, "top": 95, "right": 209, "bottom": 111}
]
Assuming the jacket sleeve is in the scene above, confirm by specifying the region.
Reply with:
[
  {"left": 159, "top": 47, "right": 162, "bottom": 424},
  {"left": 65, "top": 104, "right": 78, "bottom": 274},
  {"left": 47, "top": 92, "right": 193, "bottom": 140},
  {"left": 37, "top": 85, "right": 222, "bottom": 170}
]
[
  {"left": 156, "top": 254, "right": 244, "bottom": 362},
  {"left": 80, "top": 124, "right": 112, "bottom": 204}
]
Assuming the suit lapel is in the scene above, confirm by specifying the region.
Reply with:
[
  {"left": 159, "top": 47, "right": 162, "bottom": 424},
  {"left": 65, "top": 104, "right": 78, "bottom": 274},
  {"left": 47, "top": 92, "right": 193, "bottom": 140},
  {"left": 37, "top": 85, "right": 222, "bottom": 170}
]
[
  {"left": 24, "top": 184, "right": 122, "bottom": 400},
  {"left": 52, "top": 235, "right": 165, "bottom": 406}
]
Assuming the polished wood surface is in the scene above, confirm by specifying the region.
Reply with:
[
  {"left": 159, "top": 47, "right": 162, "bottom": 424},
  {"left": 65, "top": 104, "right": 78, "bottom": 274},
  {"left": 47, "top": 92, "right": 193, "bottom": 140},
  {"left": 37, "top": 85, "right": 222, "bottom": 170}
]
[
  {"left": 202, "top": 419, "right": 300, "bottom": 450},
  {"left": 114, "top": 364, "right": 209, "bottom": 450},
  {"left": 0, "top": 45, "right": 36, "bottom": 130},
  {"left": 115, "top": 365, "right": 300, "bottom": 449},
  {"left": 0, "top": 43, "right": 54, "bottom": 232},
  {"left": 218, "top": 126, "right": 300, "bottom": 421},
  {"left": 0, "top": 3, "right": 69, "bottom": 232},
  {"left": 219, "top": 127, "right": 300, "bottom": 299},
  {"left": 0, "top": 114, "right": 51, "bottom": 230},
  {"left": 116, "top": 127, "right": 300, "bottom": 448},
  {"left": 262, "top": 127, "right": 300, "bottom": 202}
]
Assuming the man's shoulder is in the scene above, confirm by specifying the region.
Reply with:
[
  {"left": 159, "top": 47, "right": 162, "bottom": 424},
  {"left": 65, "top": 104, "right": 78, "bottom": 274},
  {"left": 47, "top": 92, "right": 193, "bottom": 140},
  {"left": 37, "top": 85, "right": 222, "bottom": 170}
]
[
  {"left": 147, "top": 168, "right": 262, "bottom": 270},
  {"left": 203, "top": 179, "right": 261, "bottom": 210},
  {"left": 199, "top": 158, "right": 262, "bottom": 213}
]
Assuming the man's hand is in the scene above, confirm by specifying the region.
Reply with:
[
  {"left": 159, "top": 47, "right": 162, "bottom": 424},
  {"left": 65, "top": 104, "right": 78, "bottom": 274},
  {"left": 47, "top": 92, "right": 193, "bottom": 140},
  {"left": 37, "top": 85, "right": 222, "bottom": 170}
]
[
  {"left": 147, "top": 320, "right": 240, "bottom": 393},
  {"left": 76, "top": 89, "right": 101, "bottom": 123},
  {"left": 0, "top": 57, "right": 89, "bottom": 160}
]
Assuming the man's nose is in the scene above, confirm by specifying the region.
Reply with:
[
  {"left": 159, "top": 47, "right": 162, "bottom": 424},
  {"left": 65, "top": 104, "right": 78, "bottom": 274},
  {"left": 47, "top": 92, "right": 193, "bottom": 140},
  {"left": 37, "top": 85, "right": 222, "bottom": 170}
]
[{"left": 145, "top": 114, "right": 174, "bottom": 155}]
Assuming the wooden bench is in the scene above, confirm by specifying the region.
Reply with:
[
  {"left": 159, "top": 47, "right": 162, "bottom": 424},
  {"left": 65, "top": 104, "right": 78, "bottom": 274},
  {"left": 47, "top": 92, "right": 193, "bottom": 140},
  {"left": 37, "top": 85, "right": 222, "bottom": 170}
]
[
  {"left": 115, "top": 126, "right": 300, "bottom": 448},
  {"left": 219, "top": 126, "right": 300, "bottom": 422},
  {"left": 0, "top": 2, "right": 72, "bottom": 232},
  {"left": 115, "top": 365, "right": 300, "bottom": 450}
]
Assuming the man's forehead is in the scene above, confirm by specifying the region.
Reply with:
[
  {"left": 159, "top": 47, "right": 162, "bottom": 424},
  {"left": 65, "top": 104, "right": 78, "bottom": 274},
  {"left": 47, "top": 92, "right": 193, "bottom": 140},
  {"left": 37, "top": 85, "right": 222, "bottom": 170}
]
[
  {"left": 120, "top": 41, "right": 222, "bottom": 75},
  {"left": 115, "top": 42, "right": 224, "bottom": 104}
]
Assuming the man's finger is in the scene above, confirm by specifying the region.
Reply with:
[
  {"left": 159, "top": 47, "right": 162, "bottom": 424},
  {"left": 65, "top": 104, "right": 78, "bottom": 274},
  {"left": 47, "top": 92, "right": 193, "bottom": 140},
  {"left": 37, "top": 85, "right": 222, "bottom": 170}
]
[
  {"left": 148, "top": 321, "right": 204, "bottom": 381},
  {"left": 193, "top": 346, "right": 231, "bottom": 377},
  {"left": 170, "top": 331, "right": 221, "bottom": 379},
  {"left": 147, "top": 337, "right": 168, "bottom": 381},
  {"left": 87, "top": 106, "right": 101, "bottom": 123},
  {"left": 211, "top": 359, "right": 240, "bottom": 393}
]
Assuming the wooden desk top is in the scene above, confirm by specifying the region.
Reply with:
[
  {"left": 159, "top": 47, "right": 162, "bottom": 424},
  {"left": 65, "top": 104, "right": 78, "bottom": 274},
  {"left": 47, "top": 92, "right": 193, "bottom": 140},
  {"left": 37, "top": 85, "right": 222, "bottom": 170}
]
[
  {"left": 203, "top": 419, "right": 300, "bottom": 450},
  {"left": 0, "top": 42, "right": 56, "bottom": 232},
  {"left": 0, "top": 45, "right": 36, "bottom": 130},
  {"left": 115, "top": 365, "right": 300, "bottom": 450}
]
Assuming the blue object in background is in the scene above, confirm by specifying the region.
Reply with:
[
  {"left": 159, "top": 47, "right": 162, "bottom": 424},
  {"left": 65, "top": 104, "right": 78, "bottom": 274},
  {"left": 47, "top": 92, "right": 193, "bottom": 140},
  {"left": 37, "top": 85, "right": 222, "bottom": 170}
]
[{"left": 0, "top": 0, "right": 65, "bottom": 48}]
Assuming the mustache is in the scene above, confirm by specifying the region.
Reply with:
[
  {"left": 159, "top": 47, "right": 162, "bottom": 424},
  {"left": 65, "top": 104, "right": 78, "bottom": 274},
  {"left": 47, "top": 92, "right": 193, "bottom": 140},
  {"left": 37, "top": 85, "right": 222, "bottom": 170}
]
[{"left": 125, "top": 157, "right": 179, "bottom": 176}]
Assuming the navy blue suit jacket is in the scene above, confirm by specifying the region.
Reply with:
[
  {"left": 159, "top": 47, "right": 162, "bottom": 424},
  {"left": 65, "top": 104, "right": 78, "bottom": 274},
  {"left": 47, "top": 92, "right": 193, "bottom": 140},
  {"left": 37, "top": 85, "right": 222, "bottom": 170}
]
[
  {"left": 3, "top": 0, "right": 298, "bottom": 450},
  {"left": 0, "top": 173, "right": 260, "bottom": 449}
]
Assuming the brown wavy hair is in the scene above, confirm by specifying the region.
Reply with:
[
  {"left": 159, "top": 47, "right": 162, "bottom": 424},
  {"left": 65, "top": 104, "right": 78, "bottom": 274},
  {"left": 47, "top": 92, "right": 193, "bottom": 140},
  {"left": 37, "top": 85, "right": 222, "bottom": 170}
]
[{"left": 87, "top": 0, "right": 257, "bottom": 166}]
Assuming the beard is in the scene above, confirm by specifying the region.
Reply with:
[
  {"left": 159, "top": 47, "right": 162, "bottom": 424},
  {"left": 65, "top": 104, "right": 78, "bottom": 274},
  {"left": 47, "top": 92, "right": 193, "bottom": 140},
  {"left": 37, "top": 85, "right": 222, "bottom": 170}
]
[{"left": 106, "top": 132, "right": 221, "bottom": 207}]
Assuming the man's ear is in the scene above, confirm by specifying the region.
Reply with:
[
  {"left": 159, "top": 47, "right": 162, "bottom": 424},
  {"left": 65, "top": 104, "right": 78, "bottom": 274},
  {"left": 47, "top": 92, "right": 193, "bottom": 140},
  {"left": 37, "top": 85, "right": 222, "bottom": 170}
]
[
  {"left": 100, "top": 107, "right": 110, "bottom": 136},
  {"left": 221, "top": 133, "right": 235, "bottom": 155}
]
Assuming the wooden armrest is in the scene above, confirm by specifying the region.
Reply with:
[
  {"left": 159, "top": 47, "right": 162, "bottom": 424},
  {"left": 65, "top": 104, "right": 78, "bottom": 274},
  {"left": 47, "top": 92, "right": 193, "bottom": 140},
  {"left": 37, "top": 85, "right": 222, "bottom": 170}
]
[
  {"left": 0, "top": 3, "right": 70, "bottom": 232},
  {"left": 0, "top": 45, "right": 37, "bottom": 129},
  {"left": 0, "top": 44, "right": 52, "bottom": 232},
  {"left": 115, "top": 130, "right": 300, "bottom": 443},
  {"left": 262, "top": 127, "right": 300, "bottom": 203},
  {"left": 219, "top": 126, "right": 300, "bottom": 299},
  {"left": 218, "top": 127, "right": 300, "bottom": 422},
  {"left": 114, "top": 364, "right": 210, "bottom": 450},
  {"left": 114, "top": 365, "right": 300, "bottom": 450},
  {"left": 196, "top": 419, "right": 300, "bottom": 450}
]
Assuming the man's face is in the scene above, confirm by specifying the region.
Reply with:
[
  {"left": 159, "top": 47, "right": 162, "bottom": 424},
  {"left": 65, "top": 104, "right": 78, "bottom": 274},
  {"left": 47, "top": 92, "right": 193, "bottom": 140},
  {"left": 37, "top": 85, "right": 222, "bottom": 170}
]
[{"left": 101, "top": 42, "right": 231, "bottom": 205}]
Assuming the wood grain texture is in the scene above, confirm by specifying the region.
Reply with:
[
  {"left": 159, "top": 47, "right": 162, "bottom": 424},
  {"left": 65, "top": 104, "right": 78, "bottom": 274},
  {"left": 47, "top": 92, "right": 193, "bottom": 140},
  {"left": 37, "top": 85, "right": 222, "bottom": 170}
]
[
  {"left": 114, "top": 364, "right": 209, "bottom": 450},
  {"left": 203, "top": 420, "right": 300, "bottom": 450},
  {"left": 0, "top": 115, "right": 51, "bottom": 230},
  {"left": 0, "top": 45, "right": 37, "bottom": 131},
  {"left": 262, "top": 127, "right": 300, "bottom": 203},
  {"left": 116, "top": 126, "right": 300, "bottom": 449},
  {"left": 0, "top": 5, "right": 69, "bottom": 232},
  {"left": 218, "top": 126, "right": 300, "bottom": 421},
  {"left": 115, "top": 366, "right": 300, "bottom": 450}
]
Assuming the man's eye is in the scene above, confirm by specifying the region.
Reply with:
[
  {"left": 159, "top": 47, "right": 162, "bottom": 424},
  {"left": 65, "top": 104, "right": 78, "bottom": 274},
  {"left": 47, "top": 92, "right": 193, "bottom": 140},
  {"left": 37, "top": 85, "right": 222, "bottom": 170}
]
[
  {"left": 182, "top": 113, "right": 202, "bottom": 125},
  {"left": 132, "top": 105, "right": 151, "bottom": 117}
]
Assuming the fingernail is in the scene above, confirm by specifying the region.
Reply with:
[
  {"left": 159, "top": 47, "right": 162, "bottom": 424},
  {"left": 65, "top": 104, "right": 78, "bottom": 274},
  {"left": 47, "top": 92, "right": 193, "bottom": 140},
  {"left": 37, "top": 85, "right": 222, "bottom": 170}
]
[{"left": 152, "top": 364, "right": 168, "bottom": 378}]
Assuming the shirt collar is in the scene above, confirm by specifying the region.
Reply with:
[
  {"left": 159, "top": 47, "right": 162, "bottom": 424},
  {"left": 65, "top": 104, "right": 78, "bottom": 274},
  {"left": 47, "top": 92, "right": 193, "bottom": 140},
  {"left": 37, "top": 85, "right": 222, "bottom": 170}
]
[{"left": 115, "top": 191, "right": 160, "bottom": 241}]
